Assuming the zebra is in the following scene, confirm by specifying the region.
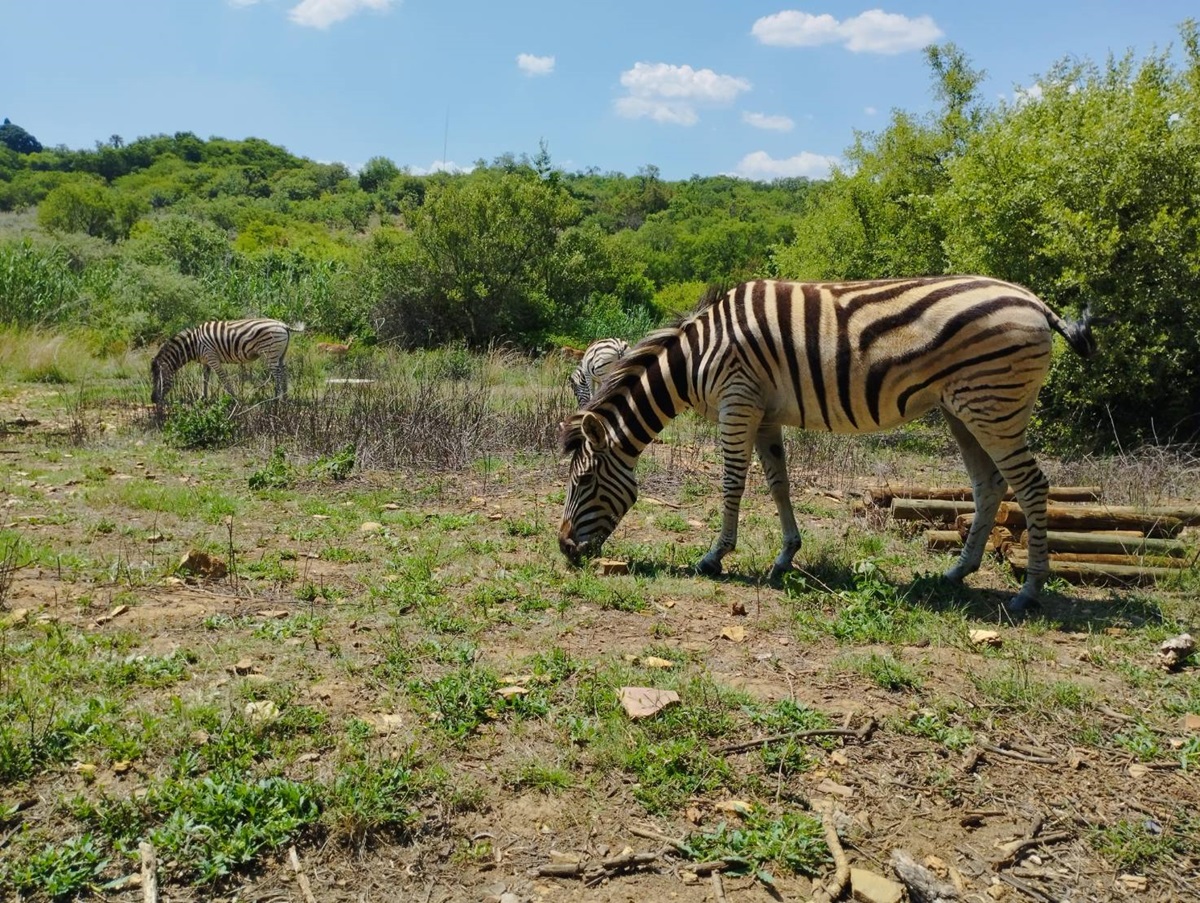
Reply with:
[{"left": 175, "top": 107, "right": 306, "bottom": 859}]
[
  {"left": 558, "top": 277, "right": 1097, "bottom": 613},
  {"left": 150, "top": 318, "right": 305, "bottom": 407},
  {"left": 569, "top": 338, "right": 631, "bottom": 406}
]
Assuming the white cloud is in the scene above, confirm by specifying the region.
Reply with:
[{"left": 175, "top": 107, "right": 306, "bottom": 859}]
[
  {"left": 752, "top": 9, "right": 942, "bottom": 54},
  {"left": 1013, "top": 82, "right": 1043, "bottom": 105},
  {"left": 864, "top": 106, "right": 878, "bottom": 116},
  {"left": 743, "top": 111, "right": 795, "bottom": 132},
  {"left": 735, "top": 150, "right": 839, "bottom": 180},
  {"left": 410, "top": 159, "right": 474, "bottom": 175},
  {"left": 517, "top": 53, "right": 555, "bottom": 77},
  {"left": 288, "top": 0, "right": 396, "bottom": 29},
  {"left": 615, "top": 62, "right": 750, "bottom": 126}
]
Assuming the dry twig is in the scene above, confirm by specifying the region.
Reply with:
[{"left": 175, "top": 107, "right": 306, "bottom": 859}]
[
  {"left": 718, "top": 718, "right": 876, "bottom": 755},
  {"left": 138, "top": 841, "right": 159, "bottom": 903},
  {"left": 981, "top": 743, "right": 1058, "bottom": 765},
  {"left": 809, "top": 805, "right": 849, "bottom": 903},
  {"left": 288, "top": 846, "right": 318, "bottom": 903}
]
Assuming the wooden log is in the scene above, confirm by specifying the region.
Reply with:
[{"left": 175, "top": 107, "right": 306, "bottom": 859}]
[
  {"left": 926, "top": 527, "right": 1011, "bottom": 552},
  {"left": 1004, "top": 548, "right": 1187, "bottom": 586},
  {"left": 867, "top": 485, "right": 1102, "bottom": 507},
  {"left": 995, "top": 503, "right": 1184, "bottom": 537},
  {"left": 1020, "top": 530, "right": 1189, "bottom": 558},
  {"left": 890, "top": 498, "right": 976, "bottom": 524},
  {"left": 1048, "top": 552, "right": 1187, "bottom": 568}
]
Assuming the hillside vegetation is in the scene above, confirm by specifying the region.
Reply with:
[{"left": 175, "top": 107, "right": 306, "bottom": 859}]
[{"left": 4, "top": 24, "right": 1200, "bottom": 447}]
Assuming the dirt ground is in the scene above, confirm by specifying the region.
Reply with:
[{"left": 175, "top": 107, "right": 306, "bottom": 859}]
[{"left": 2, "top": 389, "right": 1199, "bottom": 903}]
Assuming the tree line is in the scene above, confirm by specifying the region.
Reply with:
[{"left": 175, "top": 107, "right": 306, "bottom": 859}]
[{"left": 3, "top": 20, "right": 1199, "bottom": 448}]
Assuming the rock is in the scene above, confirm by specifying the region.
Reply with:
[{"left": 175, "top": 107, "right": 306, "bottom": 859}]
[
  {"left": 178, "top": 549, "right": 227, "bottom": 579},
  {"left": 618, "top": 686, "right": 680, "bottom": 719},
  {"left": 720, "top": 625, "right": 746, "bottom": 642},
  {"left": 596, "top": 557, "right": 628, "bottom": 575},
  {"left": 1184, "top": 713, "right": 1200, "bottom": 732},
  {"left": 1158, "top": 633, "right": 1195, "bottom": 671},
  {"left": 969, "top": 629, "right": 1002, "bottom": 648},
  {"left": 359, "top": 521, "right": 383, "bottom": 533},
  {"left": 851, "top": 867, "right": 904, "bottom": 903}
]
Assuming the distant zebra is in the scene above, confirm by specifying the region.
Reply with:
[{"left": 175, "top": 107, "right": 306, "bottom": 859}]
[
  {"left": 558, "top": 277, "right": 1097, "bottom": 613},
  {"left": 569, "top": 338, "right": 630, "bottom": 406},
  {"left": 150, "top": 318, "right": 305, "bottom": 407}
]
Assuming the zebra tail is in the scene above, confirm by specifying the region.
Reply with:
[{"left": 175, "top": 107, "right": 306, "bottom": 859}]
[
  {"left": 288, "top": 322, "right": 307, "bottom": 333},
  {"left": 1049, "top": 305, "right": 1100, "bottom": 359}
]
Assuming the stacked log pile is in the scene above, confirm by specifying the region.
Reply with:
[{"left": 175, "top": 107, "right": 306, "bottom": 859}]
[{"left": 866, "top": 485, "right": 1199, "bottom": 587}]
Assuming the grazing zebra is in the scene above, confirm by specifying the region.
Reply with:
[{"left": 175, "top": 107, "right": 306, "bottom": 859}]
[
  {"left": 150, "top": 318, "right": 305, "bottom": 406},
  {"left": 569, "top": 338, "right": 631, "bottom": 406},
  {"left": 558, "top": 277, "right": 1097, "bottom": 613}
]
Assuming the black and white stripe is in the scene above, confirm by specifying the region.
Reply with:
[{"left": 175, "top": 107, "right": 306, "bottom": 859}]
[
  {"left": 558, "top": 276, "right": 1097, "bottom": 612},
  {"left": 569, "top": 338, "right": 630, "bottom": 406},
  {"left": 150, "top": 318, "right": 305, "bottom": 406}
]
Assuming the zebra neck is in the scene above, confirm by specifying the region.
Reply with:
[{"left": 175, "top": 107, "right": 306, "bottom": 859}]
[{"left": 593, "top": 342, "right": 692, "bottom": 457}]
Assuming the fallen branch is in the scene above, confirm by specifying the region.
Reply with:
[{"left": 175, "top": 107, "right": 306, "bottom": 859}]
[
  {"left": 981, "top": 743, "right": 1058, "bottom": 765},
  {"left": 532, "top": 850, "right": 660, "bottom": 882},
  {"left": 990, "top": 831, "right": 1073, "bottom": 869},
  {"left": 890, "top": 849, "right": 960, "bottom": 902},
  {"left": 996, "top": 870, "right": 1056, "bottom": 903},
  {"left": 710, "top": 870, "right": 730, "bottom": 903},
  {"left": 138, "top": 841, "right": 159, "bottom": 903},
  {"left": 288, "top": 846, "right": 318, "bottom": 903},
  {"left": 717, "top": 718, "right": 876, "bottom": 755},
  {"left": 627, "top": 824, "right": 687, "bottom": 852},
  {"left": 809, "top": 805, "right": 849, "bottom": 903}
]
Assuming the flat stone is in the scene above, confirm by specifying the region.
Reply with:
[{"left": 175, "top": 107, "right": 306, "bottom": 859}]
[{"left": 851, "top": 867, "right": 904, "bottom": 903}]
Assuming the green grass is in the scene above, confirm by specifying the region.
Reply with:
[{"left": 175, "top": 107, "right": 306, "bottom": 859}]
[
  {"left": 839, "top": 650, "right": 924, "bottom": 691},
  {"left": 683, "top": 807, "right": 830, "bottom": 884}
]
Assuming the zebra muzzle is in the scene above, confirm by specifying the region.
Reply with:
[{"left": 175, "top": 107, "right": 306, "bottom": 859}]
[{"left": 558, "top": 523, "right": 582, "bottom": 564}]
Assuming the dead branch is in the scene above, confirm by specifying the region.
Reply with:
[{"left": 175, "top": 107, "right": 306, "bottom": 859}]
[
  {"left": 890, "top": 849, "right": 960, "bottom": 902},
  {"left": 981, "top": 743, "right": 1058, "bottom": 765},
  {"left": 532, "top": 850, "right": 660, "bottom": 882},
  {"left": 138, "top": 841, "right": 159, "bottom": 903},
  {"left": 717, "top": 718, "right": 876, "bottom": 755},
  {"left": 991, "top": 831, "right": 1073, "bottom": 869},
  {"left": 710, "top": 870, "right": 730, "bottom": 903},
  {"left": 809, "top": 805, "right": 849, "bottom": 903},
  {"left": 288, "top": 846, "right": 318, "bottom": 903}
]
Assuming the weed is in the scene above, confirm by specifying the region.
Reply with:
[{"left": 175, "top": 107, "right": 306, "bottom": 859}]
[
  {"left": 684, "top": 806, "right": 830, "bottom": 883},
  {"left": 248, "top": 446, "right": 295, "bottom": 491},
  {"left": 1, "top": 834, "right": 109, "bottom": 900},
  {"left": 321, "top": 753, "right": 426, "bottom": 846},
  {"left": 507, "top": 758, "right": 573, "bottom": 793},
  {"left": 898, "top": 710, "right": 974, "bottom": 751},
  {"left": 311, "top": 443, "right": 356, "bottom": 482},
  {"left": 162, "top": 396, "right": 238, "bottom": 449},
  {"left": 841, "top": 651, "right": 924, "bottom": 691},
  {"left": 1088, "top": 817, "right": 1193, "bottom": 871}
]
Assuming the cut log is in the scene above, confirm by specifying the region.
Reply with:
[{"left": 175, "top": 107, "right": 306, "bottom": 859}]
[
  {"left": 867, "top": 485, "right": 1101, "bottom": 507},
  {"left": 1004, "top": 548, "right": 1186, "bottom": 586},
  {"left": 1043, "top": 552, "right": 1187, "bottom": 568},
  {"left": 891, "top": 499, "right": 976, "bottom": 524},
  {"left": 1020, "top": 530, "right": 1189, "bottom": 558},
  {"left": 995, "top": 503, "right": 1184, "bottom": 537},
  {"left": 925, "top": 527, "right": 1011, "bottom": 552}
]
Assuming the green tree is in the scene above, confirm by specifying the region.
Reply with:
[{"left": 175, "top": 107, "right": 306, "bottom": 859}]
[
  {"left": 358, "top": 156, "right": 401, "bottom": 193},
  {"left": 0, "top": 118, "right": 43, "bottom": 154}
]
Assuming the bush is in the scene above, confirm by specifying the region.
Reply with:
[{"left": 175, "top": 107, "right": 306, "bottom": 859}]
[{"left": 162, "top": 397, "right": 238, "bottom": 449}]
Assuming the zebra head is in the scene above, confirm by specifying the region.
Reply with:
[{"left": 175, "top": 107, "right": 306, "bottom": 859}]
[
  {"left": 558, "top": 411, "right": 638, "bottom": 565},
  {"left": 149, "top": 351, "right": 173, "bottom": 406}
]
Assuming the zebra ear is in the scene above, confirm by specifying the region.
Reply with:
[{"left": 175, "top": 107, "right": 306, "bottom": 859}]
[{"left": 581, "top": 412, "right": 609, "bottom": 451}]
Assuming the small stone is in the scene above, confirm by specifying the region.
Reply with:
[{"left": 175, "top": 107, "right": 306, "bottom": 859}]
[
  {"left": 850, "top": 867, "right": 904, "bottom": 903},
  {"left": 1184, "top": 713, "right": 1200, "bottom": 732},
  {"left": 178, "top": 549, "right": 227, "bottom": 579},
  {"left": 359, "top": 521, "right": 383, "bottom": 533},
  {"left": 969, "top": 629, "right": 1002, "bottom": 648},
  {"left": 731, "top": 600, "right": 747, "bottom": 616},
  {"left": 597, "top": 557, "right": 628, "bottom": 575},
  {"left": 720, "top": 625, "right": 746, "bottom": 643}
]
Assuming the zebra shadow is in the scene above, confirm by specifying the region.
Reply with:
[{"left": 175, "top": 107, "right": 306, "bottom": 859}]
[{"left": 622, "top": 551, "right": 1173, "bottom": 631}]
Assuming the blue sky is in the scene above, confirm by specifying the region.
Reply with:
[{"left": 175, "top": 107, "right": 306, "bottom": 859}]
[{"left": 6, "top": 1, "right": 1197, "bottom": 180}]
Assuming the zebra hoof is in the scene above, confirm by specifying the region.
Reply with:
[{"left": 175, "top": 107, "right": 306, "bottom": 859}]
[
  {"left": 1003, "top": 594, "right": 1041, "bottom": 618},
  {"left": 767, "top": 563, "right": 797, "bottom": 586},
  {"left": 696, "top": 557, "right": 723, "bottom": 578}
]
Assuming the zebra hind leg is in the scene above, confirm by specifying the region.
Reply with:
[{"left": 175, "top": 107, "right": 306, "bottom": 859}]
[
  {"left": 992, "top": 444, "right": 1051, "bottom": 614},
  {"left": 942, "top": 412, "right": 1006, "bottom": 585},
  {"left": 755, "top": 424, "right": 802, "bottom": 583}
]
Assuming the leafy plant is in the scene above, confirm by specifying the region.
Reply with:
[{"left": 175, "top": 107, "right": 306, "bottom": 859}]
[
  {"left": 1, "top": 834, "right": 109, "bottom": 900},
  {"left": 684, "top": 807, "right": 830, "bottom": 884},
  {"left": 248, "top": 446, "right": 295, "bottom": 490},
  {"left": 162, "top": 397, "right": 238, "bottom": 450}
]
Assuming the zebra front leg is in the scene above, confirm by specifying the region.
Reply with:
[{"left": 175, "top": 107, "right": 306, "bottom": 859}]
[
  {"left": 697, "top": 405, "right": 759, "bottom": 578},
  {"left": 755, "top": 423, "right": 801, "bottom": 583},
  {"left": 207, "top": 360, "right": 241, "bottom": 404},
  {"left": 942, "top": 413, "right": 1006, "bottom": 584},
  {"left": 271, "top": 363, "right": 288, "bottom": 400}
]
